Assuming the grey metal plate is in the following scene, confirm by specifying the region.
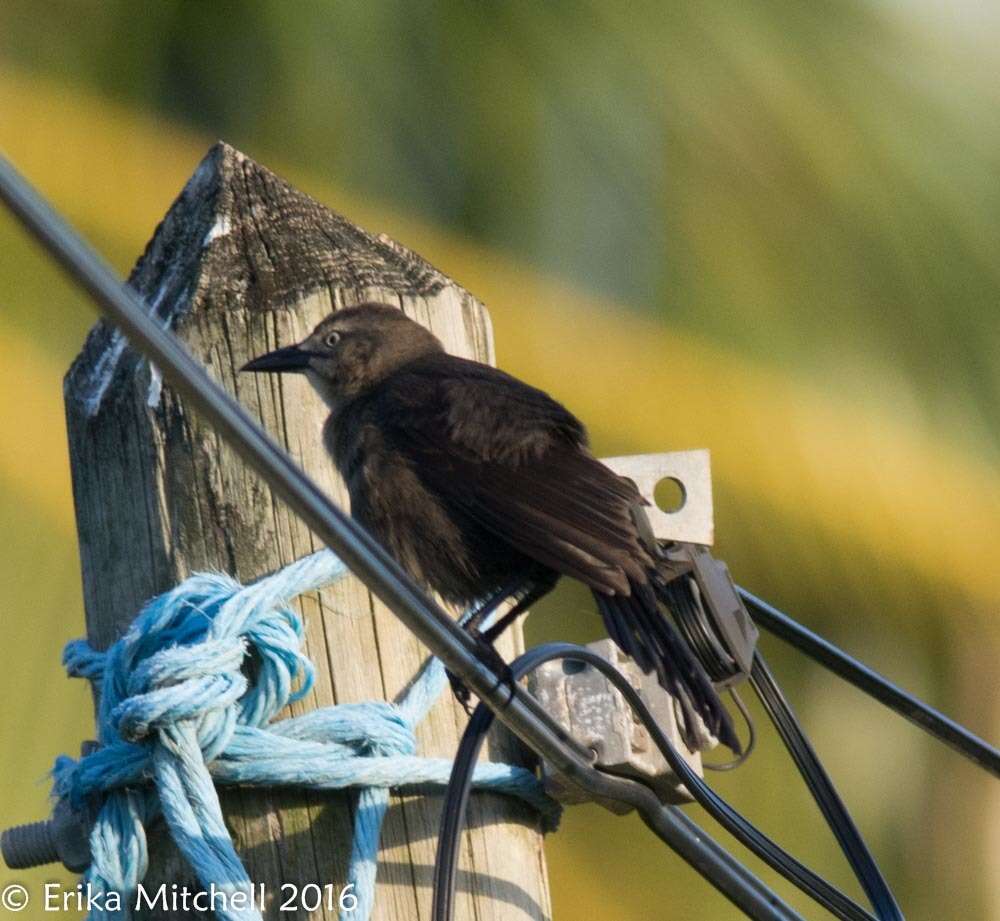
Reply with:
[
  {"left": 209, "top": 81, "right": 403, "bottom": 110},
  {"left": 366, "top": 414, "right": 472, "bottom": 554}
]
[{"left": 602, "top": 450, "right": 714, "bottom": 545}]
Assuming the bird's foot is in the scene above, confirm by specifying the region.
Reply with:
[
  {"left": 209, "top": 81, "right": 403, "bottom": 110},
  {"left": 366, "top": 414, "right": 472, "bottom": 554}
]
[
  {"left": 446, "top": 668, "right": 475, "bottom": 716},
  {"left": 446, "top": 630, "right": 517, "bottom": 714}
]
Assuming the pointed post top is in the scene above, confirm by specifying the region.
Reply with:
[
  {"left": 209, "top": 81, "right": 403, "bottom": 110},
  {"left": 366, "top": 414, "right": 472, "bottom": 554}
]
[{"left": 66, "top": 143, "right": 464, "bottom": 417}]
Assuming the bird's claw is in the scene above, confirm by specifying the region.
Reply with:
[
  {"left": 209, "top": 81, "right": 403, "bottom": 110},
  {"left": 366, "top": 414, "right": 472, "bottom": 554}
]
[
  {"left": 446, "top": 631, "right": 517, "bottom": 714},
  {"left": 447, "top": 669, "right": 476, "bottom": 715}
]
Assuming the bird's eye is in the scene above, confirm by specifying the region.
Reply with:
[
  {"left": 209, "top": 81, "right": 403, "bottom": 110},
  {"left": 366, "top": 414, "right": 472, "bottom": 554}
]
[{"left": 324, "top": 331, "right": 342, "bottom": 347}]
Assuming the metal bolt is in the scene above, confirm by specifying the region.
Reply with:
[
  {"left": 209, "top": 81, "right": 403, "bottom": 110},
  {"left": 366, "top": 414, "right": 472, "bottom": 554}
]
[
  {"left": 2, "top": 820, "right": 57, "bottom": 869},
  {"left": 1, "top": 741, "right": 96, "bottom": 873}
]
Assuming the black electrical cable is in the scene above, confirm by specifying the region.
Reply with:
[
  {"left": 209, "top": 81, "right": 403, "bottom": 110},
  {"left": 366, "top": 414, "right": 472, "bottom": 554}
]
[
  {"left": 431, "top": 645, "right": 804, "bottom": 921},
  {"left": 750, "top": 653, "right": 903, "bottom": 920},
  {"left": 432, "top": 700, "right": 491, "bottom": 921},
  {"left": 704, "top": 688, "right": 756, "bottom": 772},
  {"left": 638, "top": 805, "right": 806, "bottom": 921},
  {"left": 431, "top": 655, "right": 805, "bottom": 921},
  {"left": 665, "top": 574, "right": 741, "bottom": 683},
  {"left": 660, "top": 575, "right": 900, "bottom": 917},
  {"left": 433, "top": 643, "right": 882, "bottom": 921},
  {"left": 739, "top": 588, "right": 1000, "bottom": 778}
]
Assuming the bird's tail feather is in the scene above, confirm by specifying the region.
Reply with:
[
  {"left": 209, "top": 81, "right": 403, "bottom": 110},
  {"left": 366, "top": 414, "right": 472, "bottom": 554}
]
[{"left": 594, "top": 575, "right": 740, "bottom": 754}]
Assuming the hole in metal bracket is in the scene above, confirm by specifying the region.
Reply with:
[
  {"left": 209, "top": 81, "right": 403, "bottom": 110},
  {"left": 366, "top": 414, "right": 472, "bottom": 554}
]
[{"left": 653, "top": 476, "right": 686, "bottom": 514}]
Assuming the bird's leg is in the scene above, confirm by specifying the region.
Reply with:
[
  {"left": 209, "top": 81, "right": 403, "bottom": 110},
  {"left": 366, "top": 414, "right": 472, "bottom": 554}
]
[
  {"left": 449, "top": 573, "right": 559, "bottom": 713},
  {"left": 447, "top": 573, "right": 541, "bottom": 712},
  {"left": 480, "top": 574, "right": 557, "bottom": 644},
  {"left": 461, "top": 575, "right": 529, "bottom": 633}
]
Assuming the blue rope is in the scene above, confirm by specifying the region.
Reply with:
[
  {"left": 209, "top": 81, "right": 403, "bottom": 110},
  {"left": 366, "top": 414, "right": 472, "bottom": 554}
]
[{"left": 53, "top": 549, "right": 559, "bottom": 921}]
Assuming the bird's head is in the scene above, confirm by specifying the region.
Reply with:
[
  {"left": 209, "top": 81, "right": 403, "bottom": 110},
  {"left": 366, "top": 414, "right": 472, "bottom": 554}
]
[{"left": 240, "top": 302, "right": 443, "bottom": 407}]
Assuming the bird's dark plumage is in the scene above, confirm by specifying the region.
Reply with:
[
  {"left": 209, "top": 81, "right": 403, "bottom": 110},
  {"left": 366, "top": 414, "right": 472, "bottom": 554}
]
[{"left": 242, "top": 303, "right": 737, "bottom": 750}]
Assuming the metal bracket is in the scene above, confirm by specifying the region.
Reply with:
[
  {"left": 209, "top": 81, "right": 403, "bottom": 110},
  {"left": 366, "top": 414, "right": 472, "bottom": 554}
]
[
  {"left": 528, "top": 640, "right": 714, "bottom": 812},
  {"left": 602, "top": 450, "right": 714, "bottom": 545},
  {"left": 523, "top": 451, "right": 734, "bottom": 811}
]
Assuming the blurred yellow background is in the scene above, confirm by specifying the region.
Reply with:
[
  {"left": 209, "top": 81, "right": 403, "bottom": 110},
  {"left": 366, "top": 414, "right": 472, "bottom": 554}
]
[{"left": 1, "top": 3, "right": 998, "bottom": 919}]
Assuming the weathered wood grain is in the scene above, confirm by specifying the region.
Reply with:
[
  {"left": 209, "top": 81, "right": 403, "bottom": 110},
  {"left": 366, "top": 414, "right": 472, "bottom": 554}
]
[{"left": 64, "top": 143, "right": 551, "bottom": 920}]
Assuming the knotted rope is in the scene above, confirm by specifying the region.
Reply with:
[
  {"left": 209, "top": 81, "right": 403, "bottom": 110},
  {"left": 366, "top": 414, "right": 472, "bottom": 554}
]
[{"left": 53, "top": 549, "right": 558, "bottom": 921}]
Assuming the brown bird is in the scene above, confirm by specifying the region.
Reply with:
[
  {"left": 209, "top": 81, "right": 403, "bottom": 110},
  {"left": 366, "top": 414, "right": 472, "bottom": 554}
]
[{"left": 242, "top": 302, "right": 737, "bottom": 751}]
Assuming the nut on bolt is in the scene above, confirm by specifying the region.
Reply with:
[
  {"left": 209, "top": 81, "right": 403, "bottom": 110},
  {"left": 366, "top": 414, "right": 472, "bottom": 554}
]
[{"left": 1, "top": 741, "right": 96, "bottom": 873}]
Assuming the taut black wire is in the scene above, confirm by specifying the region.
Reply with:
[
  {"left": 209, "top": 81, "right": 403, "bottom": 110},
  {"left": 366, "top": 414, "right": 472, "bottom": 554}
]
[
  {"left": 632, "top": 571, "right": 901, "bottom": 915},
  {"left": 750, "top": 654, "right": 902, "bottom": 920},
  {"left": 739, "top": 588, "right": 1000, "bottom": 777},
  {"left": 433, "top": 643, "right": 881, "bottom": 921}
]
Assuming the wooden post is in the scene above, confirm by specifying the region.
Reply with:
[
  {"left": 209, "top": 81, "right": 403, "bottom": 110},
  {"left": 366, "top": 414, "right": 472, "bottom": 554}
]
[{"left": 63, "top": 143, "right": 551, "bottom": 920}]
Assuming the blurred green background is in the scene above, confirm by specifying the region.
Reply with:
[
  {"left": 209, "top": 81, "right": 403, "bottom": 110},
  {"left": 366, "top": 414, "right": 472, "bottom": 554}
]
[{"left": 1, "top": 2, "right": 998, "bottom": 919}]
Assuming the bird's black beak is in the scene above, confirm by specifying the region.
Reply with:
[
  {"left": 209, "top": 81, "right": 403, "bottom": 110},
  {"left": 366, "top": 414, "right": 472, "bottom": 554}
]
[{"left": 240, "top": 345, "right": 312, "bottom": 374}]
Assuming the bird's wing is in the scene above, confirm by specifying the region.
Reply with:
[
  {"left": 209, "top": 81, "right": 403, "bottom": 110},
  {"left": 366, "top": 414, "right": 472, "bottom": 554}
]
[
  {"left": 373, "top": 356, "right": 740, "bottom": 751},
  {"left": 376, "top": 355, "right": 653, "bottom": 594}
]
